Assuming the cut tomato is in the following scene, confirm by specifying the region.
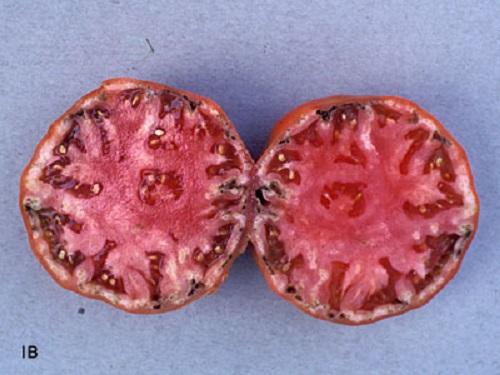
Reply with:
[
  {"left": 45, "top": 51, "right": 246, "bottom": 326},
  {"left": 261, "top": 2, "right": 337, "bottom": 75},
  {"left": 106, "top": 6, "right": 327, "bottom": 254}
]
[
  {"left": 252, "top": 96, "right": 479, "bottom": 324},
  {"left": 20, "top": 78, "right": 253, "bottom": 313}
]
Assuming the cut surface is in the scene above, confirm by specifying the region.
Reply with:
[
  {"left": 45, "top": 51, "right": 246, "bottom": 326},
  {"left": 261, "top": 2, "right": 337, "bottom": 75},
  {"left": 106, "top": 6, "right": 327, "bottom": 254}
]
[
  {"left": 252, "top": 96, "right": 479, "bottom": 324},
  {"left": 20, "top": 78, "right": 253, "bottom": 312}
]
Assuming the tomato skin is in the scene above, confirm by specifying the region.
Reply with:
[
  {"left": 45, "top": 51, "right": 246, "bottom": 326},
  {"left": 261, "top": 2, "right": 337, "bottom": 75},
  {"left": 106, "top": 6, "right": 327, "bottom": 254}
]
[
  {"left": 19, "top": 78, "right": 253, "bottom": 314},
  {"left": 253, "top": 95, "right": 480, "bottom": 325}
]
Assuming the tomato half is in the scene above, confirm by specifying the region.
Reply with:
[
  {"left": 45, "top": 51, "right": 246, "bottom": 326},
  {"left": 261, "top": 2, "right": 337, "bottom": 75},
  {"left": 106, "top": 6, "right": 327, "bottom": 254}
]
[
  {"left": 20, "top": 78, "right": 253, "bottom": 313},
  {"left": 252, "top": 96, "right": 479, "bottom": 324}
]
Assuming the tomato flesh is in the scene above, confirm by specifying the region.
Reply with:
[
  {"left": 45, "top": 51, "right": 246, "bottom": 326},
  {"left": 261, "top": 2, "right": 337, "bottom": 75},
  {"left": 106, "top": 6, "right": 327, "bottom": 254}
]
[
  {"left": 253, "top": 98, "right": 479, "bottom": 324},
  {"left": 20, "top": 79, "right": 253, "bottom": 312}
]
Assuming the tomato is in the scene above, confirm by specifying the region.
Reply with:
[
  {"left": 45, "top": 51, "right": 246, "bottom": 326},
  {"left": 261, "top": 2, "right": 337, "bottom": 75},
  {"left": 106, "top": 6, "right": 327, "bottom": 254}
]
[
  {"left": 251, "top": 96, "right": 479, "bottom": 324},
  {"left": 20, "top": 78, "right": 253, "bottom": 313}
]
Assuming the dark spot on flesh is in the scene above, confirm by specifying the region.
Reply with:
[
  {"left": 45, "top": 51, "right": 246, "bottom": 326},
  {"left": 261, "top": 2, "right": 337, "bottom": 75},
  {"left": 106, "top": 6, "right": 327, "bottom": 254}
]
[
  {"left": 286, "top": 286, "right": 296, "bottom": 294},
  {"left": 432, "top": 131, "right": 452, "bottom": 146},
  {"left": 187, "top": 279, "right": 205, "bottom": 296},
  {"left": 221, "top": 254, "right": 233, "bottom": 268},
  {"left": 182, "top": 95, "right": 198, "bottom": 111},
  {"left": 255, "top": 187, "right": 270, "bottom": 206},
  {"left": 461, "top": 226, "right": 473, "bottom": 239},
  {"left": 23, "top": 199, "right": 36, "bottom": 212},
  {"left": 262, "top": 256, "right": 275, "bottom": 275},
  {"left": 278, "top": 137, "right": 290, "bottom": 145},
  {"left": 78, "top": 307, "right": 85, "bottom": 314},
  {"left": 316, "top": 105, "right": 337, "bottom": 121}
]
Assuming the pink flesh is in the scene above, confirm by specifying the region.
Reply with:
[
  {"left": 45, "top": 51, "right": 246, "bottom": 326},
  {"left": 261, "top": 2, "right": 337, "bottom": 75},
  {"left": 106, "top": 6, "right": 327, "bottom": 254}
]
[
  {"left": 22, "top": 85, "right": 251, "bottom": 309},
  {"left": 255, "top": 101, "right": 477, "bottom": 317}
]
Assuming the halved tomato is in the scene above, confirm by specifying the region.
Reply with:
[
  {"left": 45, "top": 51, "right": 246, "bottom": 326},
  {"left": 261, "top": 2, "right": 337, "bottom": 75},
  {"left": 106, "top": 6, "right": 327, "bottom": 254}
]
[
  {"left": 20, "top": 78, "right": 253, "bottom": 313},
  {"left": 252, "top": 96, "right": 479, "bottom": 324}
]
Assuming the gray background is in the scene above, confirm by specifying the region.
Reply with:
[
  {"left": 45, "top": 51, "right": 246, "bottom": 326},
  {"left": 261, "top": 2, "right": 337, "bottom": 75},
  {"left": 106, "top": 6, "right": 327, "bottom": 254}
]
[{"left": 1, "top": 1, "right": 499, "bottom": 374}]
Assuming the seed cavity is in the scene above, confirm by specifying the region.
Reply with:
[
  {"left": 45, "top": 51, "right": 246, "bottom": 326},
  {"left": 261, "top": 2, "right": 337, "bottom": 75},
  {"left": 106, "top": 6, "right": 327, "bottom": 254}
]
[{"left": 255, "top": 187, "right": 270, "bottom": 206}]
